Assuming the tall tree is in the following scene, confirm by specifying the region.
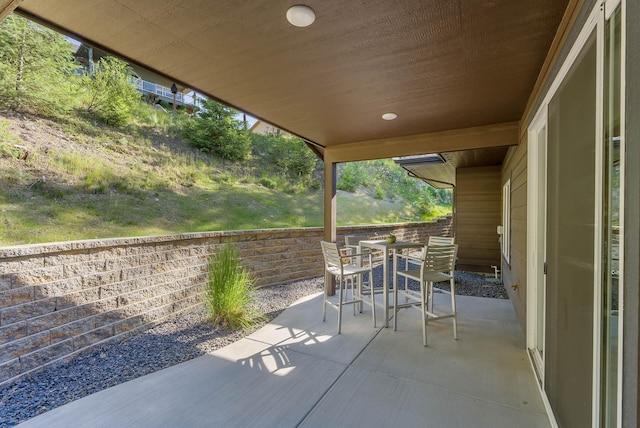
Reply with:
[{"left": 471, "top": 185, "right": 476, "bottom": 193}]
[{"left": 0, "top": 14, "right": 79, "bottom": 114}]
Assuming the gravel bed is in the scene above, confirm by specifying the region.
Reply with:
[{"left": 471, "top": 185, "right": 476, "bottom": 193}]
[
  {"left": 371, "top": 261, "right": 508, "bottom": 299},
  {"left": 0, "top": 271, "right": 505, "bottom": 427},
  {"left": 0, "top": 278, "right": 323, "bottom": 427}
]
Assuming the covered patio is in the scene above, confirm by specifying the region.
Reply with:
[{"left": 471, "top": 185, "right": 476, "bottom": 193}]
[
  {"left": 18, "top": 292, "right": 548, "bottom": 427},
  {"left": 4, "top": 0, "right": 636, "bottom": 425}
]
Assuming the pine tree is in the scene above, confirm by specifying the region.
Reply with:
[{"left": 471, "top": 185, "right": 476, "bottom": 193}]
[
  {"left": 0, "top": 14, "right": 79, "bottom": 114},
  {"left": 181, "top": 98, "right": 252, "bottom": 160}
]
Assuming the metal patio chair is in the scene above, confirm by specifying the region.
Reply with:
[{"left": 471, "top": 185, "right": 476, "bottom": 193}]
[
  {"left": 393, "top": 243, "right": 458, "bottom": 346},
  {"left": 320, "top": 241, "right": 375, "bottom": 333}
]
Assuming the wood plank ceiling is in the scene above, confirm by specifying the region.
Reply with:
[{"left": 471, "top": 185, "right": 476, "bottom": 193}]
[{"left": 12, "top": 0, "right": 569, "bottom": 159}]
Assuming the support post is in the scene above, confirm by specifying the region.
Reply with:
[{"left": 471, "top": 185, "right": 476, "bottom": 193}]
[
  {"left": 0, "top": 0, "right": 23, "bottom": 22},
  {"left": 323, "top": 153, "right": 337, "bottom": 295}
]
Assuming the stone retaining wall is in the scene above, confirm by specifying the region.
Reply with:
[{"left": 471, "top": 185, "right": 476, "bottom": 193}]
[{"left": 0, "top": 216, "right": 451, "bottom": 385}]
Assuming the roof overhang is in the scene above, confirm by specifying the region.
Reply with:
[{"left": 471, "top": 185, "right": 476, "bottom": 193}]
[
  {"left": 3, "top": 0, "right": 570, "bottom": 162},
  {"left": 395, "top": 146, "right": 510, "bottom": 188},
  {"left": 395, "top": 154, "right": 454, "bottom": 189}
]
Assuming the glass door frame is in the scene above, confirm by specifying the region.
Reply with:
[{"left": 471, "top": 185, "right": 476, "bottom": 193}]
[
  {"left": 601, "top": 2, "right": 624, "bottom": 426},
  {"left": 525, "top": 1, "right": 624, "bottom": 425}
]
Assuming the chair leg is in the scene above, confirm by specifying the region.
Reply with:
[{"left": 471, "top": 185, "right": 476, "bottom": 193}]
[
  {"left": 393, "top": 273, "right": 400, "bottom": 331},
  {"left": 356, "top": 277, "right": 360, "bottom": 315},
  {"left": 323, "top": 271, "right": 328, "bottom": 322},
  {"left": 450, "top": 276, "right": 458, "bottom": 340},
  {"left": 421, "top": 281, "right": 428, "bottom": 347},
  {"left": 370, "top": 270, "right": 376, "bottom": 328},
  {"left": 358, "top": 273, "right": 364, "bottom": 314},
  {"left": 428, "top": 281, "right": 434, "bottom": 313},
  {"left": 353, "top": 276, "right": 358, "bottom": 315},
  {"left": 425, "top": 281, "right": 432, "bottom": 326},
  {"left": 338, "top": 275, "right": 343, "bottom": 334}
]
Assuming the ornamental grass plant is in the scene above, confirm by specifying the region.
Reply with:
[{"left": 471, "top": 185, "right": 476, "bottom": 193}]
[{"left": 206, "top": 243, "right": 264, "bottom": 330}]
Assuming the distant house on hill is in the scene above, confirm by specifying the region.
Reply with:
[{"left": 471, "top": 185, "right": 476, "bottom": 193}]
[
  {"left": 73, "top": 42, "right": 198, "bottom": 111},
  {"left": 249, "top": 120, "right": 290, "bottom": 137}
]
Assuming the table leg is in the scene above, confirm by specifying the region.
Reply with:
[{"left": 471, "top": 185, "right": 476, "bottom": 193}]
[
  {"left": 383, "top": 248, "right": 389, "bottom": 327},
  {"left": 393, "top": 249, "right": 398, "bottom": 330}
]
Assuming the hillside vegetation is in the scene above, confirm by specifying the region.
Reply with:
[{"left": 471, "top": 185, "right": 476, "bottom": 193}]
[
  {"left": 0, "top": 110, "right": 450, "bottom": 246},
  {"left": 0, "top": 14, "right": 451, "bottom": 246}
]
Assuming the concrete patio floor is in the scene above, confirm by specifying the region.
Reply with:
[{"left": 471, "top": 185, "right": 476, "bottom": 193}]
[{"left": 18, "top": 291, "right": 550, "bottom": 428}]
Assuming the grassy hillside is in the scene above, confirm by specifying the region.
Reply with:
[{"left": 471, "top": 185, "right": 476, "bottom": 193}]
[
  {"left": 0, "top": 110, "right": 440, "bottom": 246},
  {"left": 0, "top": 13, "right": 450, "bottom": 247}
]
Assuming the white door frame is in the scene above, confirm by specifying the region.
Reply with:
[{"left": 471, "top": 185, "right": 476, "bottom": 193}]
[{"left": 526, "top": 107, "right": 547, "bottom": 374}]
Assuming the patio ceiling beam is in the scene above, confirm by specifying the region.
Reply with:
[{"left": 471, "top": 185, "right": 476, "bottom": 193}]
[
  {"left": 325, "top": 121, "right": 519, "bottom": 164},
  {"left": 0, "top": 0, "right": 22, "bottom": 21}
]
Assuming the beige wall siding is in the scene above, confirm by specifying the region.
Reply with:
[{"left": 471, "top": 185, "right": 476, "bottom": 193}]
[
  {"left": 501, "top": 138, "right": 528, "bottom": 333},
  {"left": 455, "top": 166, "right": 501, "bottom": 272}
]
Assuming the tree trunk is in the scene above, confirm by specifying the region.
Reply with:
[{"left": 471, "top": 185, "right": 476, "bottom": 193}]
[{"left": 14, "top": 20, "right": 27, "bottom": 109}]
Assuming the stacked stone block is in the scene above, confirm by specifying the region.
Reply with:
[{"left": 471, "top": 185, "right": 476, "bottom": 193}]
[{"left": 0, "top": 217, "right": 451, "bottom": 385}]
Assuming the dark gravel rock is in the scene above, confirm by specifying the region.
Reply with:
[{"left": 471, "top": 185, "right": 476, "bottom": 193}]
[
  {"left": 0, "top": 271, "right": 505, "bottom": 427},
  {"left": 0, "top": 278, "right": 323, "bottom": 428},
  {"left": 370, "top": 261, "right": 508, "bottom": 299},
  {"left": 437, "top": 270, "right": 508, "bottom": 299}
]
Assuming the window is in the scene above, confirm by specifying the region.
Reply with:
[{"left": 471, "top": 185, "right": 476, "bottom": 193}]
[{"left": 502, "top": 179, "right": 511, "bottom": 263}]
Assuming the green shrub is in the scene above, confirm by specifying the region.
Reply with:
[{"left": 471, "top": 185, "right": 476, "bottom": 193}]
[
  {"left": 181, "top": 98, "right": 251, "bottom": 160},
  {"left": 84, "top": 163, "right": 115, "bottom": 193},
  {"left": 374, "top": 185, "right": 385, "bottom": 200},
  {"left": 30, "top": 180, "right": 66, "bottom": 200},
  {"left": 251, "top": 132, "right": 317, "bottom": 180},
  {"left": 80, "top": 56, "right": 141, "bottom": 127},
  {"left": 308, "top": 179, "right": 322, "bottom": 191},
  {"left": 100, "top": 95, "right": 133, "bottom": 127},
  {"left": 337, "top": 162, "right": 366, "bottom": 193},
  {"left": 259, "top": 176, "right": 278, "bottom": 189},
  {"left": 0, "top": 120, "right": 22, "bottom": 153},
  {"left": 131, "top": 100, "right": 173, "bottom": 129},
  {"left": 0, "top": 142, "right": 21, "bottom": 159},
  {"left": 206, "top": 243, "right": 264, "bottom": 330},
  {"left": 409, "top": 190, "right": 437, "bottom": 220}
]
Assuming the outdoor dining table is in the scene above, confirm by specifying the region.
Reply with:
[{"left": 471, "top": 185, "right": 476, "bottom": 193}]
[{"left": 359, "top": 239, "right": 424, "bottom": 327}]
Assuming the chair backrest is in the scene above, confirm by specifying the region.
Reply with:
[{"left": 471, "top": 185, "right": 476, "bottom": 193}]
[
  {"left": 344, "top": 235, "right": 369, "bottom": 248},
  {"left": 428, "top": 236, "right": 455, "bottom": 246},
  {"left": 423, "top": 243, "right": 458, "bottom": 273},
  {"left": 320, "top": 241, "right": 343, "bottom": 272}
]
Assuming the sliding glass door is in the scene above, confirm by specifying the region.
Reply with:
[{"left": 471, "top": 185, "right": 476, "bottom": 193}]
[
  {"left": 545, "top": 29, "right": 597, "bottom": 428},
  {"left": 527, "top": 2, "right": 623, "bottom": 426}
]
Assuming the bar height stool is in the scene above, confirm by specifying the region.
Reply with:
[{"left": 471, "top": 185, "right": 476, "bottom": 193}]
[
  {"left": 320, "top": 241, "right": 375, "bottom": 333},
  {"left": 394, "top": 243, "right": 458, "bottom": 346}
]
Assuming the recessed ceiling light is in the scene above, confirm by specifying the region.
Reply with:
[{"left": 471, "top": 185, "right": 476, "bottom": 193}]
[
  {"left": 382, "top": 112, "right": 398, "bottom": 121},
  {"left": 286, "top": 5, "right": 316, "bottom": 27}
]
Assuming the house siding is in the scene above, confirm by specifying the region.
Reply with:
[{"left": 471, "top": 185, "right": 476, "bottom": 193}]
[
  {"left": 501, "top": 140, "right": 528, "bottom": 333},
  {"left": 455, "top": 166, "right": 501, "bottom": 273}
]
